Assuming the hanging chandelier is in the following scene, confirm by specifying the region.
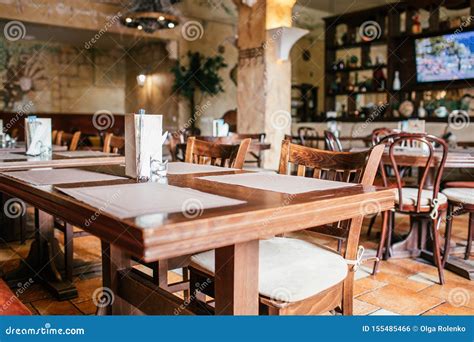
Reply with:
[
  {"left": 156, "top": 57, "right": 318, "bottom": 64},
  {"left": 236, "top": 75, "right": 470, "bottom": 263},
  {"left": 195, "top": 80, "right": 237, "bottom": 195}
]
[{"left": 122, "top": 0, "right": 180, "bottom": 33}]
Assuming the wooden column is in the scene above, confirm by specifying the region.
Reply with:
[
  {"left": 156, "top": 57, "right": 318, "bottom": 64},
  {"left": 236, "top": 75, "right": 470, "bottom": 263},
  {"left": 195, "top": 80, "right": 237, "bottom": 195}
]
[{"left": 235, "top": 0, "right": 296, "bottom": 170}]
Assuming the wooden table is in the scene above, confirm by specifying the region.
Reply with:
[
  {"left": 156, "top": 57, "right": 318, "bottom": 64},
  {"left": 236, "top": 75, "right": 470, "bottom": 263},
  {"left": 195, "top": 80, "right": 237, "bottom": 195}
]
[
  {"left": 379, "top": 148, "right": 474, "bottom": 280},
  {"left": 0, "top": 143, "right": 68, "bottom": 153},
  {"left": 0, "top": 166, "right": 394, "bottom": 314},
  {"left": 0, "top": 153, "right": 125, "bottom": 299}
]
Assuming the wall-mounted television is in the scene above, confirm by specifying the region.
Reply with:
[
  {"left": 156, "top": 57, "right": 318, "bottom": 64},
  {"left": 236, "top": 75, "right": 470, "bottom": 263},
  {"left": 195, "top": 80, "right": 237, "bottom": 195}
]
[{"left": 415, "top": 30, "right": 474, "bottom": 83}]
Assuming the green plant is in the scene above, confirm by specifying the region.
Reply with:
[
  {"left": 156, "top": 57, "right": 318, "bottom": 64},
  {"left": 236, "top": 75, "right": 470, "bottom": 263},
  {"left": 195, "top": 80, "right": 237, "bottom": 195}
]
[{"left": 171, "top": 51, "right": 227, "bottom": 128}]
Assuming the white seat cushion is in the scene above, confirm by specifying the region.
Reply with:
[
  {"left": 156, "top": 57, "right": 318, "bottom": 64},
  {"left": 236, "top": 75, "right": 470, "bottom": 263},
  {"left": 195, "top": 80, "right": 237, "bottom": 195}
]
[
  {"left": 395, "top": 187, "right": 447, "bottom": 207},
  {"left": 442, "top": 188, "right": 474, "bottom": 205},
  {"left": 190, "top": 237, "right": 348, "bottom": 303}
]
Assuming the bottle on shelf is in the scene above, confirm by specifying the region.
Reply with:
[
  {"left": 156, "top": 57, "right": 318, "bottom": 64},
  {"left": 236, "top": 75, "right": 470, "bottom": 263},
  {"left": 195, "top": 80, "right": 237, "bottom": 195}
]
[
  {"left": 392, "top": 71, "right": 401, "bottom": 91},
  {"left": 418, "top": 100, "right": 427, "bottom": 118}
]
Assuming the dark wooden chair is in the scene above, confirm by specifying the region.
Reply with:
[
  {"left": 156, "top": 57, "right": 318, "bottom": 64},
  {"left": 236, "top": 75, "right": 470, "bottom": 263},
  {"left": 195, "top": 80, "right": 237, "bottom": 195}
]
[
  {"left": 56, "top": 131, "right": 81, "bottom": 151},
  {"left": 324, "top": 130, "right": 342, "bottom": 152},
  {"left": 103, "top": 133, "right": 125, "bottom": 154},
  {"left": 168, "top": 131, "right": 186, "bottom": 162},
  {"left": 298, "top": 126, "right": 320, "bottom": 149},
  {"left": 442, "top": 181, "right": 474, "bottom": 261},
  {"left": 185, "top": 137, "right": 251, "bottom": 169},
  {"left": 366, "top": 128, "right": 401, "bottom": 237},
  {"left": 188, "top": 140, "right": 384, "bottom": 315},
  {"left": 52, "top": 130, "right": 58, "bottom": 144},
  {"left": 372, "top": 133, "right": 449, "bottom": 284}
]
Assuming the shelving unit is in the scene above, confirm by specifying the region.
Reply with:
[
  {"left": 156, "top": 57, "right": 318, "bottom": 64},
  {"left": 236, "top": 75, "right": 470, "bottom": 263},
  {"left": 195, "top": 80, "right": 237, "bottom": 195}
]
[{"left": 323, "top": 0, "right": 474, "bottom": 120}]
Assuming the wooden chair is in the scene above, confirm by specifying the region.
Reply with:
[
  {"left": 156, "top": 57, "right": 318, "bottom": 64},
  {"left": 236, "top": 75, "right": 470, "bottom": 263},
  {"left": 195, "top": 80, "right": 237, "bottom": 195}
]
[
  {"left": 168, "top": 131, "right": 186, "bottom": 162},
  {"left": 103, "top": 133, "right": 125, "bottom": 154},
  {"left": 372, "top": 133, "right": 449, "bottom": 284},
  {"left": 442, "top": 181, "right": 474, "bottom": 261},
  {"left": 52, "top": 130, "right": 58, "bottom": 144},
  {"left": 298, "top": 126, "right": 320, "bottom": 149},
  {"left": 366, "top": 128, "right": 401, "bottom": 237},
  {"left": 324, "top": 130, "right": 342, "bottom": 152},
  {"left": 188, "top": 140, "right": 384, "bottom": 315},
  {"left": 57, "top": 131, "right": 81, "bottom": 151},
  {"left": 230, "top": 133, "right": 266, "bottom": 168},
  {"left": 185, "top": 137, "right": 251, "bottom": 169},
  {"left": 153, "top": 137, "right": 251, "bottom": 298}
]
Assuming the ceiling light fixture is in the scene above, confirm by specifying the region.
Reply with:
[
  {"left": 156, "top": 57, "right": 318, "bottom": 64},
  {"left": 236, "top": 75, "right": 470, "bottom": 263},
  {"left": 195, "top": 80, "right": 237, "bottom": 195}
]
[{"left": 122, "top": 0, "right": 180, "bottom": 34}]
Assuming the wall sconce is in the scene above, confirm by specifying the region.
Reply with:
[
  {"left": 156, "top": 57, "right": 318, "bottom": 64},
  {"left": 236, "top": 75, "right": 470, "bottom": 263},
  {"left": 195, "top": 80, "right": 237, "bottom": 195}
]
[
  {"left": 267, "top": 26, "right": 309, "bottom": 61},
  {"left": 136, "top": 73, "right": 147, "bottom": 87}
]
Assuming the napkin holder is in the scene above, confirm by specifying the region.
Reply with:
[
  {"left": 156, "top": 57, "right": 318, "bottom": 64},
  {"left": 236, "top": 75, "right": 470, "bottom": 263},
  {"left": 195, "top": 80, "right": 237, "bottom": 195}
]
[
  {"left": 25, "top": 117, "right": 52, "bottom": 156},
  {"left": 125, "top": 113, "right": 163, "bottom": 180}
]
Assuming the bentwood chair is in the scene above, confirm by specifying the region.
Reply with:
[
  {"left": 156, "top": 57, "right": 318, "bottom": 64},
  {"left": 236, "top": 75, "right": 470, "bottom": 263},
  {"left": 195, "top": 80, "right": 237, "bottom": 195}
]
[
  {"left": 366, "top": 128, "right": 401, "bottom": 238},
  {"left": 154, "top": 137, "right": 251, "bottom": 296},
  {"left": 324, "top": 130, "right": 343, "bottom": 152},
  {"left": 188, "top": 140, "right": 384, "bottom": 315},
  {"left": 56, "top": 131, "right": 81, "bottom": 151},
  {"left": 372, "top": 133, "right": 449, "bottom": 284},
  {"left": 103, "top": 133, "right": 125, "bottom": 154},
  {"left": 298, "top": 126, "right": 320, "bottom": 149},
  {"left": 443, "top": 182, "right": 474, "bottom": 261},
  {"left": 168, "top": 132, "right": 186, "bottom": 161},
  {"left": 185, "top": 137, "right": 251, "bottom": 169}
]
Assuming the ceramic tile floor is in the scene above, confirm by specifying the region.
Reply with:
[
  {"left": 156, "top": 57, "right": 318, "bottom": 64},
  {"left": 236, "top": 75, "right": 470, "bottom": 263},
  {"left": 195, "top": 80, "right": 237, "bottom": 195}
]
[{"left": 0, "top": 212, "right": 472, "bottom": 315}]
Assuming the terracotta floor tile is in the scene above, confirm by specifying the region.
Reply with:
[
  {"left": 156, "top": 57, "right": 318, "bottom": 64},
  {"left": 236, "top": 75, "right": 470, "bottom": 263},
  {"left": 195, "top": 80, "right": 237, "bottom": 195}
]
[
  {"left": 422, "top": 303, "right": 474, "bottom": 315},
  {"left": 354, "top": 277, "right": 387, "bottom": 297},
  {"left": 71, "top": 277, "right": 102, "bottom": 304},
  {"left": 32, "top": 298, "right": 82, "bottom": 315},
  {"left": 418, "top": 282, "right": 474, "bottom": 309},
  {"left": 357, "top": 284, "right": 444, "bottom": 315},
  {"left": 372, "top": 272, "right": 433, "bottom": 292},
  {"left": 353, "top": 299, "right": 380, "bottom": 315},
  {"left": 74, "top": 299, "right": 98, "bottom": 315}
]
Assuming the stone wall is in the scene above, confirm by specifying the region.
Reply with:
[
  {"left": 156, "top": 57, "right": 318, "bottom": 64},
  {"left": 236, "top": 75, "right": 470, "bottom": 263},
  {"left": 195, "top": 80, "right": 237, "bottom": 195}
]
[{"left": 0, "top": 39, "right": 125, "bottom": 114}]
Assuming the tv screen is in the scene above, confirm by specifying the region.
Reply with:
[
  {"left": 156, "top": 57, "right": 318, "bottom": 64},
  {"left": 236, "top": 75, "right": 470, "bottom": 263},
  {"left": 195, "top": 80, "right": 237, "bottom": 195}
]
[{"left": 415, "top": 30, "right": 474, "bottom": 83}]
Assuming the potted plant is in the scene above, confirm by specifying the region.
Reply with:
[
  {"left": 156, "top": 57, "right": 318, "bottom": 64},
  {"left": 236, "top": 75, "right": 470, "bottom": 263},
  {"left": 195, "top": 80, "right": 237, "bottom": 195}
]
[{"left": 171, "top": 51, "right": 227, "bottom": 129}]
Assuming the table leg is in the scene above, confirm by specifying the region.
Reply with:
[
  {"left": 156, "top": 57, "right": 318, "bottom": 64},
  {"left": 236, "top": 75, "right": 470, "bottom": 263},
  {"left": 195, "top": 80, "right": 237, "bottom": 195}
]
[
  {"left": 100, "top": 241, "right": 133, "bottom": 315},
  {"left": 215, "top": 240, "right": 259, "bottom": 315}
]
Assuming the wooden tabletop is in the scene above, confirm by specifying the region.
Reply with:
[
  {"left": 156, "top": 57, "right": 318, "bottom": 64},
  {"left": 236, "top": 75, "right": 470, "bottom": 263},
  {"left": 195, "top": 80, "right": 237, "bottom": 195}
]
[
  {"left": 351, "top": 147, "right": 474, "bottom": 169},
  {"left": 0, "top": 165, "right": 395, "bottom": 262},
  {"left": 0, "top": 152, "right": 124, "bottom": 172}
]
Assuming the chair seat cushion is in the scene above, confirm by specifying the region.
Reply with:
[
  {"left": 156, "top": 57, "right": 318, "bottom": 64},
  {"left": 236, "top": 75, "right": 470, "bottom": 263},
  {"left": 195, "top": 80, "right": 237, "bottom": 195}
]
[
  {"left": 395, "top": 188, "right": 447, "bottom": 207},
  {"left": 190, "top": 237, "right": 348, "bottom": 303},
  {"left": 442, "top": 188, "right": 474, "bottom": 205}
]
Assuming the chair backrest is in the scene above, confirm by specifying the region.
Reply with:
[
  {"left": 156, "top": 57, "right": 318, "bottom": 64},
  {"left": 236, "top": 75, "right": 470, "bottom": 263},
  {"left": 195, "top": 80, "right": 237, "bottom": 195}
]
[
  {"left": 324, "top": 130, "right": 343, "bottom": 152},
  {"left": 185, "top": 137, "right": 251, "bottom": 169},
  {"left": 371, "top": 128, "right": 400, "bottom": 145},
  {"left": 168, "top": 131, "right": 186, "bottom": 162},
  {"left": 298, "top": 126, "right": 319, "bottom": 149},
  {"left": 58, "top": 131, "right": 81, "bottom": 151},
  {"left": 381, "top": 133, "right": 448, "bottom": 213},
  {"left": 279, "top": 140, "right": 383, "bottom": 186},
  {"left": 278, "top": 139, "right": 384, "bottom": 252},
  {"left": 103, "top": 133, "right": 125, "bottom": 154},
  {"left": 52, "top": 130, "right": 58, "bottom": 144}
]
